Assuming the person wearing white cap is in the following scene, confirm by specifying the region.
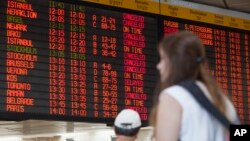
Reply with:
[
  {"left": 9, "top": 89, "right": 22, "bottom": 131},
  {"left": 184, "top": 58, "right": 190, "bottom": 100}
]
[{"left": 114, "top": 109, "right": 142, "bottom": 141}]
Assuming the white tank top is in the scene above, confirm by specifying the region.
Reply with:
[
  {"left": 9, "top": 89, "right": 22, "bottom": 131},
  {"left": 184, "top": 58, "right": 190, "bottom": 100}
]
[{"left": 159, "top": 81, "right": 239, "bottom": 141}]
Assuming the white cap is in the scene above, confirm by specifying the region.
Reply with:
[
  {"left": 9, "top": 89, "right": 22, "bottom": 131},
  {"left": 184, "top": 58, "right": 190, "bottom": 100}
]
[{"left": 114, "top": 109, "right": 142, "bottom": 129}]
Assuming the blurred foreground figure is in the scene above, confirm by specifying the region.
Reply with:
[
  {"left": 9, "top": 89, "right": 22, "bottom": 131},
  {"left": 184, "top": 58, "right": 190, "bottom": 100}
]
[
  {"left": 151, "top": 31, "right": 240, "bottom": 141},
  {"left": 114, "top": 109, "right": 141, "bottom": 141}
]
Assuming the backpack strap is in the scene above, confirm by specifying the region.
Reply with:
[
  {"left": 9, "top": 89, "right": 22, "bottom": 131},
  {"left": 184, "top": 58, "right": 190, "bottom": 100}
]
[{"left": 178, "top": 80, "right": 231, "bottom": 130}]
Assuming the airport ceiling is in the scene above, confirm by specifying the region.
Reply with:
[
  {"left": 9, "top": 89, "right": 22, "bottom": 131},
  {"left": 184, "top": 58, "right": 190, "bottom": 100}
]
[{"left": 185, "top": 0, "right": 250, "bottom": 13}]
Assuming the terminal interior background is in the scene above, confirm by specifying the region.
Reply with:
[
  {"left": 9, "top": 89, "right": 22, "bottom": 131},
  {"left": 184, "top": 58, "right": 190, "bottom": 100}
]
[{"left": 1, "top": 0, "right": 250, "bottom": 141}]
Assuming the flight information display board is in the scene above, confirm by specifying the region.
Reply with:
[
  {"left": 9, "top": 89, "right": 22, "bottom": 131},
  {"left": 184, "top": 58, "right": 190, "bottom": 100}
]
[
  {"left": 1, "top": 0, "right": 250, "bottom": 125},
  {"left": 163, "top": 18, "right": 250, "bottom": 123},
  {"left": 0, "top": 0, "right": 158, "bottom": 123}
]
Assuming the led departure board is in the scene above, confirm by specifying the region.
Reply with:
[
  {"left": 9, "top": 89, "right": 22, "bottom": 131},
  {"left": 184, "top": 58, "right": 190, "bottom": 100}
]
[
  {"left": 163, "top": 18, "right": 250, "bottom": 124},
  {"left": 0, "top": 0, "right": 158, "bottom": 123},
  {"left": 1, "top": 0, "right": 250, "bottom": 125}
]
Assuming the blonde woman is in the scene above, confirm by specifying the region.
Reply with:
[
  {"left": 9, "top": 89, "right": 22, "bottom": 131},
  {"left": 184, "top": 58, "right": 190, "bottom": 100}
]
[{"left": 151, "top": 31, "right": 239, "bottom": 141}]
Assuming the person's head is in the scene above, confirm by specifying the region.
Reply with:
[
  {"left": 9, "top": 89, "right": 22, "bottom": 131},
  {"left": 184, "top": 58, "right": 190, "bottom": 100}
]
[
  {"left": 157, "top": 31, "right": 207, "bottom": 85},
  {"left": 151, "top": 31, "right": 225, "bottom": 125},
  {"left": 114, "top": 109, "right": 142, "bottom": 141}
]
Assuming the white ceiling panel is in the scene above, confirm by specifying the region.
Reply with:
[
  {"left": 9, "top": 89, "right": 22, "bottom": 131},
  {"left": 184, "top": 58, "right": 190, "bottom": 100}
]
[
  {"left": 184, "top": 0, "right": 250, "bottom": 14},
  {"left": 226, "top": 0, "right": 250, "bottom": 5},
  {"left": 226, "top": 0, "right": 250, "bottom": 13},
  {"left": 187, "top": 0, "right": 226, "bottom": 7}
]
